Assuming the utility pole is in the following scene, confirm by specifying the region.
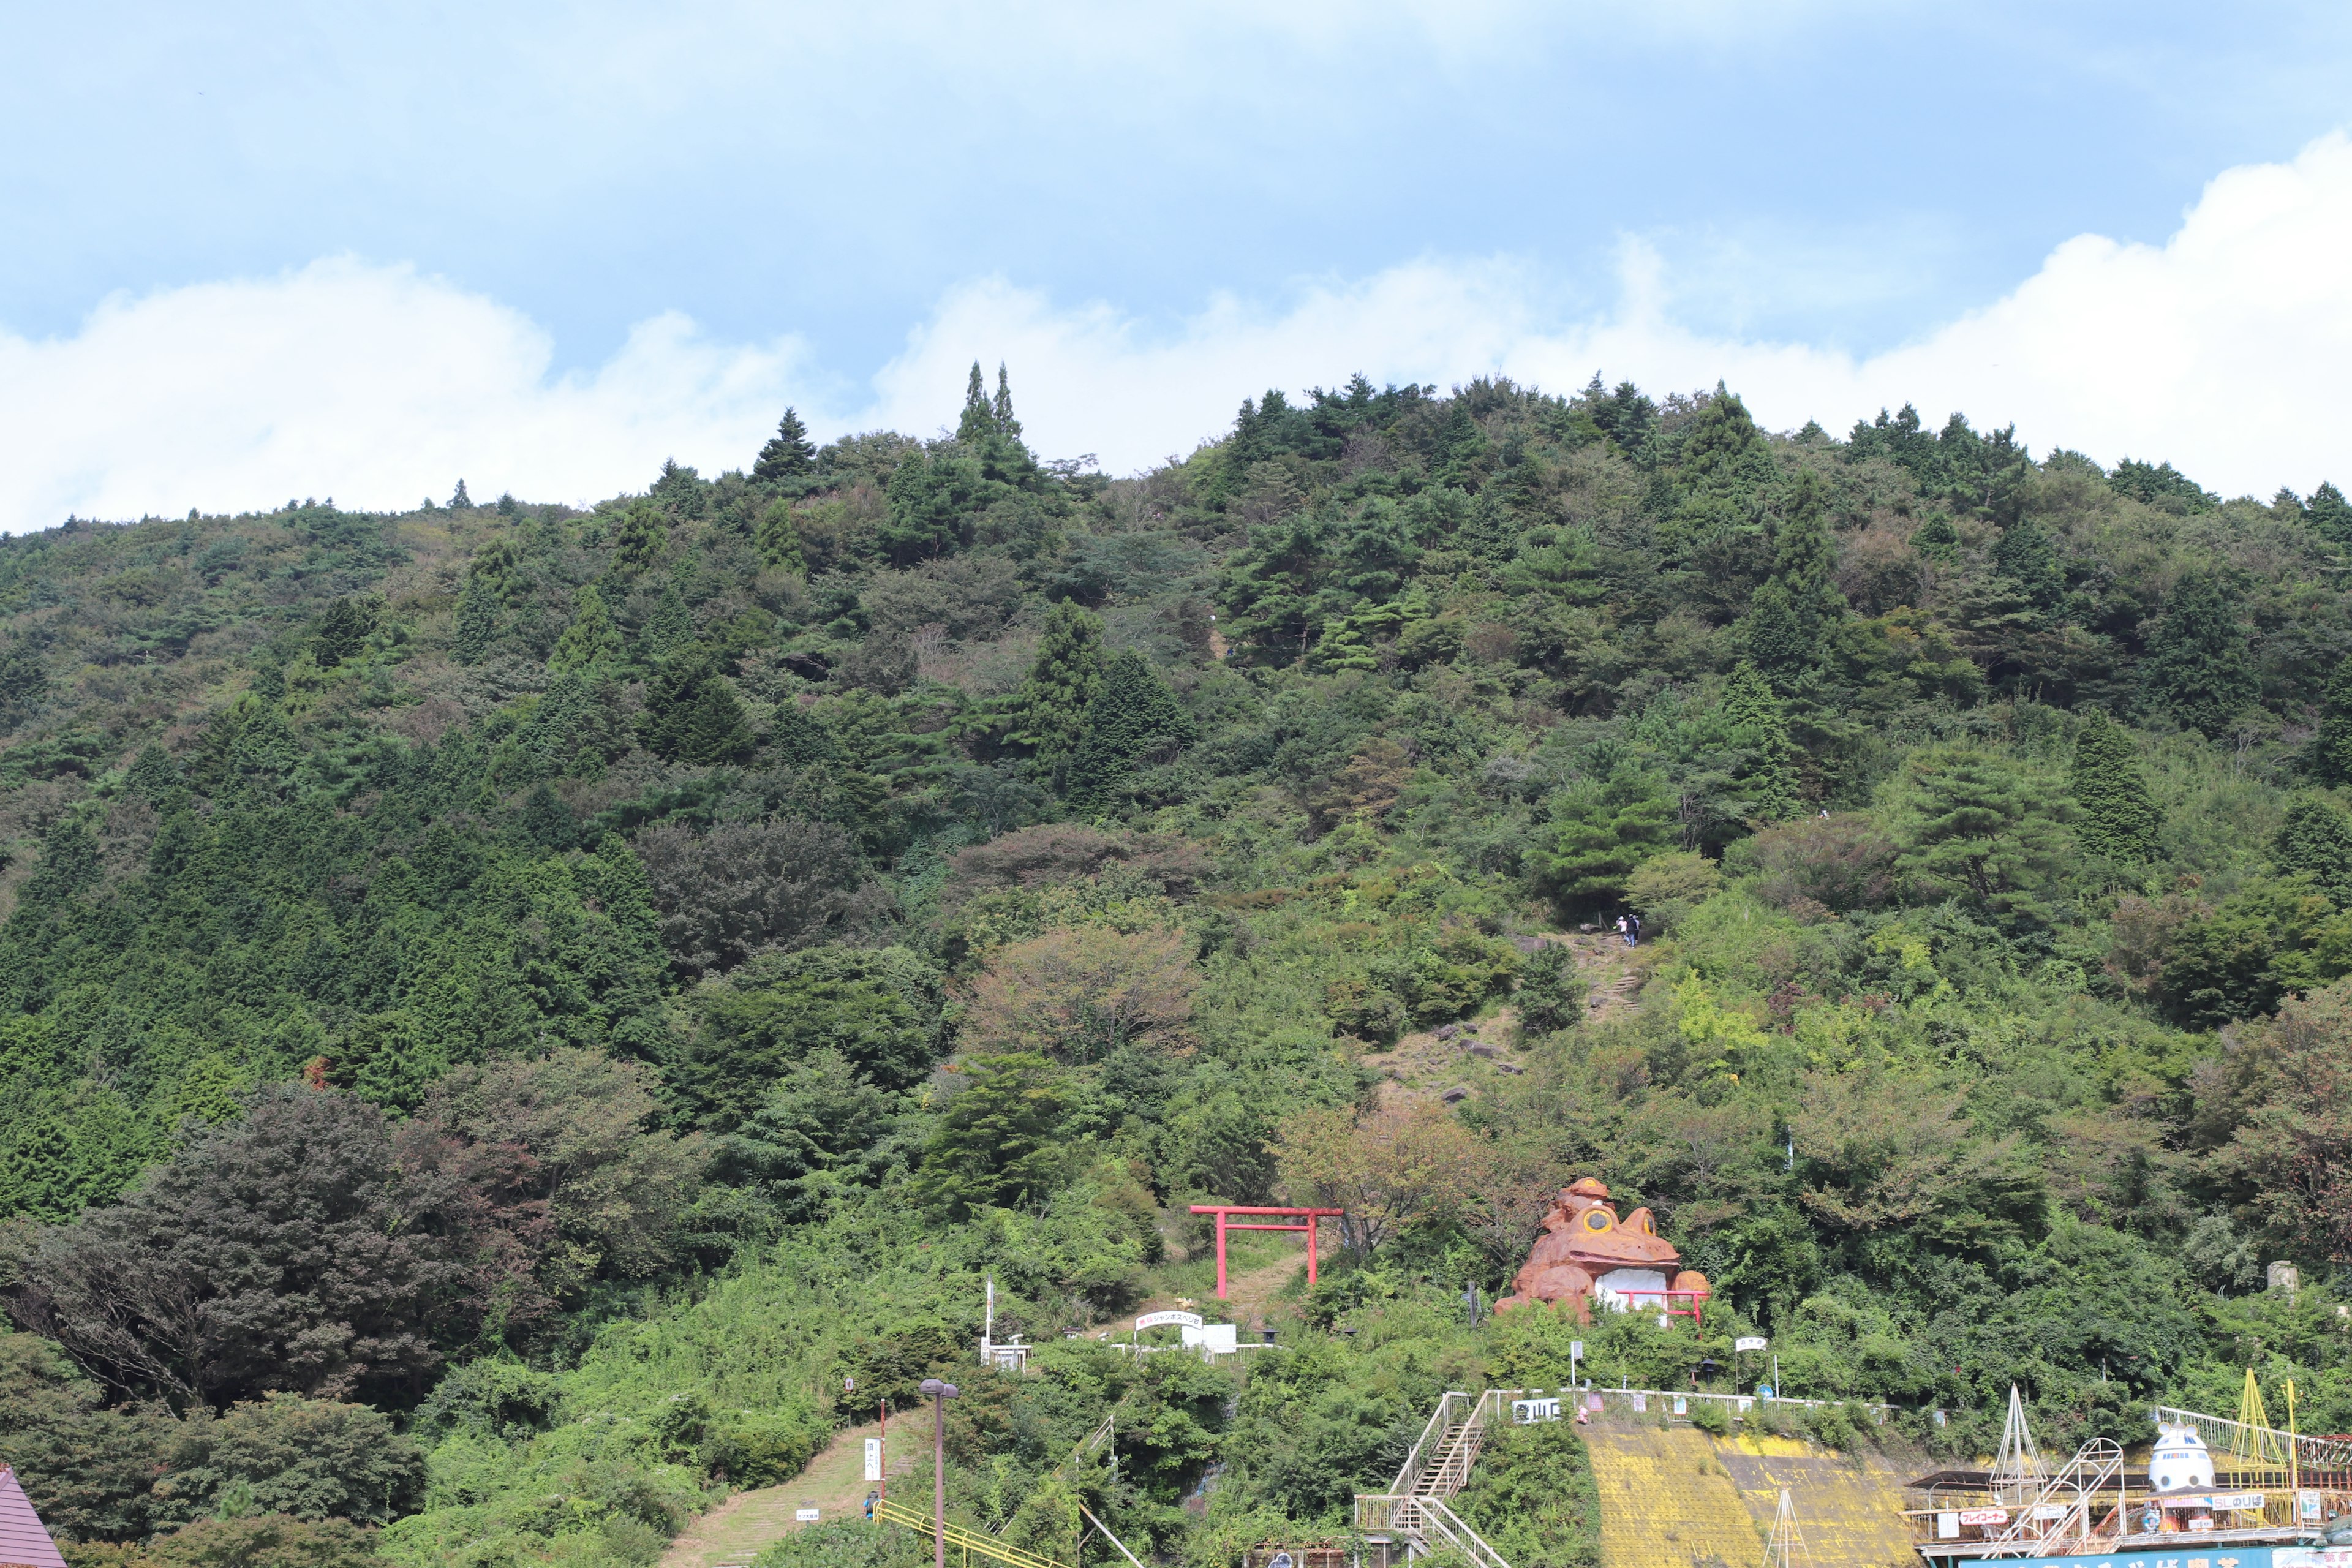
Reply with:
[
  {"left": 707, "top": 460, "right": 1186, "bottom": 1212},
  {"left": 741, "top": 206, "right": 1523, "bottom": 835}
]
[{"left": 919, "top": 1378, "right": 959, "bottom": 1568}]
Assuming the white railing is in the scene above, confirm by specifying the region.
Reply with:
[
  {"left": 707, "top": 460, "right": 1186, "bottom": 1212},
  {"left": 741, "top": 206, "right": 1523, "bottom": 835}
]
[
  {"left": 1985, "top": 1439, "right": 2127, "bottom": 1557},
  {"left": 2153, "top": 1404, "right": 2352, "bottom": 1482}
]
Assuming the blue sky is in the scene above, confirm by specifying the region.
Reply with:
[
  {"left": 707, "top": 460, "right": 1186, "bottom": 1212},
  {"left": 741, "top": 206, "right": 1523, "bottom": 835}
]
[{"left": 4, "top": 1, "right": 2350, "bottom": 525}]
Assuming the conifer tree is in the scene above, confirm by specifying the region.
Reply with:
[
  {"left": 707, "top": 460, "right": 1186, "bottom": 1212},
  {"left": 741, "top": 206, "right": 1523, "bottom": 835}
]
[
  {"left": 2070, "top": 710, "right": 2158, "bottom": 861},
  {"left": 2138, "top": 573, "right": 2255, "bottom": 739},
  {"left": 1994, "top": 518, "right": 2063, "bottom": 606},
  {"left": 912, "top": 1052, "right": 1067, "bottom": 1220},
  {"left": 547, "top": 586, "right": 622, "bottom": 673},
  {"left": 754, "top": 501, "right": 806, "bottom": 572},
  {"left": 991, "top": 363, "right": 1022, "bottom": 440},
  {"left": 1722, "top": 660, "right": 1802, "bottom": 822},
  {"left": 1743, "top": 579, "right": 1812, "bottom": 685},
  {"left": 956, "top": 360, "right": 995, "bottom": 445},
  {"left": 752, "top": 408, "right": 816, "bottom": 483},
  {"left": 451, "top": 581, "right": 499, "bottom": 665},
  {"left": 639, "top": 654, "right": 755, "bottom": 766},
  {"left": 2274, "top": 794, "right": 2352, "bottom": 905},
  {"left": 449, "top": 479, "right": 472, "bottom": 508},
  {"left": 2311, "top": 664, "right": 2352, "bottom": 784},
  {"left": 1062, "top": 649, "right": 1196, "bottom": 813},
  {"left": 2309, "top": 481, "right": 2352, "bottom": 546},
  {"left": 1008, "top": 603, "right": 1105, "bottom": 768},
  {"left": 614, "top": 502, "right": 668, "bottom": 571}
]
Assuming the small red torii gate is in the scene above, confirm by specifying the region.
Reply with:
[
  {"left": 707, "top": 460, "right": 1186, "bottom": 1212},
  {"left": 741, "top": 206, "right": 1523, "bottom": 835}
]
[{"left": 1189, "top": 1205, "right": 1345, "bottom": 1299}]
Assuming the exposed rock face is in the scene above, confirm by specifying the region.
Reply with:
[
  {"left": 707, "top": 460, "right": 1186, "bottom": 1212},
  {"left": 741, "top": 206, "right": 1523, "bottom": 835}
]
[{"left": 1493, "top": 1177, "right": 1711, "bottom": 1322}]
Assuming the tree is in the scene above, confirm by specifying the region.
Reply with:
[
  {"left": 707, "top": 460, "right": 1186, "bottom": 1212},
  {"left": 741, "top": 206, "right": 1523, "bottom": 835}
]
[
  {"left": 448, "top": 479, "right": 472, "bottom": 508},
  {"left": 307, "top": 597, "right": 377, "bottom": 669},
  {"left": 2275, "top": 794, "right": 2352, "bottom": 905},
  {"left": 676, "top": 946, "right": 947, "bottom": 1130},
  {"left": 162, "top": 1394, "right": 425, "bottom": 1525},
  {"left": 2070, "top": 710, "right": 2158, "bottom": 862},
  {"left": 1005, "top": 603, "right": 1104, "bottom": 769},
  {"left": 1721, "top": 660, "right": 1801, "bottom": 821},
  {"left": 1514, "top": 943, "right": 1580, "bottom": 1035},
  {"left": 450, "top": 579, "right": 498, "bottom": 664},
  {"left": 638, "top": 654, "right": 755, "bottom": 765},
  {"left": 545, "top": 585, "right": 620, "bottom": 673},
  {"left": 956, "top": 360, "right": 995, "bottom": 445},
  {"left": 755, "top": 501, "right": 806, "bottom": 571},
  {"left": 960, "top": 926, "right": 1199, "bottom": 1063},
  {"left": 0, "top": 1330, "right": 181, "bottom": 1542},
  {"left": 614, "top": 501, "right": 668, "bottom": 570},
  {"left": 753, "top": 408, "right": 816, "bottom": 482},
  {"left": 406, "top": 1050, "right": 708, "bottom": 1309},
  {"left": 126, "top": 1513, "right": 388, "bottom": 1567},
  {"left": 1894, "top": 746, "right": 2071, "bottom": 924},
  {"left": 1061, "top": 649, "right": 1194, "bottom": 813},
  {"left": 1743, "top": 578, "right": 1813, "bottom": 683},
  {"left": 912, "top": 1052, "right": 1068, "bottom": 1219},
  {"left": 635, "top": 817, "right": 883, "bottom": 977},
  {"left": 2205, "top": 978, "right": 2352, "bottom": 1265},
  {"left": 2310, "top": 664, "right": 2352, "bottom": 784},
  {"left": 1277, "top": 1100, "right": 1491, "bottom": 1255},
  {"left": 2308, "top": 480, "right": 2352, "bottom": 546},
  {"left": 1528, "top": 765, "right": 1676, "bottom": 910},
  {"left": 2138, "top": 573, "right": 2255, "bottom": 739},
  {"left": 7, "top": 1087, "right": 472, "bottom": 1407}
]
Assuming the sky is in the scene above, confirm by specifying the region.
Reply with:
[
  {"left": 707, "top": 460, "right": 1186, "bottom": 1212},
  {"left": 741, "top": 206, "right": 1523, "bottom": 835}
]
[{"left": 2, "top": 1, "right": 2350, "bottom": 529}]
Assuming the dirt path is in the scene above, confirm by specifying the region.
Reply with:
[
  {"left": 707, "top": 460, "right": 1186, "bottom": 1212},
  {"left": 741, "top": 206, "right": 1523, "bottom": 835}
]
[{"left": 659, "top": 1419, "right": 917, "bottom": 1568}]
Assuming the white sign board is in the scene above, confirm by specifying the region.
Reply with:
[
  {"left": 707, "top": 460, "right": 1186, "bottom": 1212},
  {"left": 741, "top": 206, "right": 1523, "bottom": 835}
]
[
  {"left": 1135, "top": 1310, "right": 1204, "bottom": 1330},
  {"left": 1570, "top": 1340, "right": 1585, "bottom": 1359},
  {"left": 1182, "top": 1324, "right": 1238, "bottom": 1354},
  {"left": 1735, "top": 1336, "right": 1768, "bottom": 1352},
  {"left": 1958, "top": 1508, "right": 2008, "bottom": 1526},
  {"left": 795, "top": 1507, "right": 821, "bottom": 1522},
  {"left": 1673, "top": 1396, "right": 1688, "bottom": 1415},
  {"left": 1936, "top": 1513, "right": 1960, "bottom": 1540},
  {"left": 865, "top": 1438, "right": 882, "bottom": 1482},
  {"left": 1630, "top": 1393, "right": 1648, "bottom": 1412},
  {"left": 1513, "top": 1397, "right": 1562, "bottom": 1423}
]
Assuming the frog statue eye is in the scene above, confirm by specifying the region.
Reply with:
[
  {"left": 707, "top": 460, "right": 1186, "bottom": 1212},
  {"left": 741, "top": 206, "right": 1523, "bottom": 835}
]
[{"left": 1583, "top": 1210, "right": 1613, "bottom": 1232}]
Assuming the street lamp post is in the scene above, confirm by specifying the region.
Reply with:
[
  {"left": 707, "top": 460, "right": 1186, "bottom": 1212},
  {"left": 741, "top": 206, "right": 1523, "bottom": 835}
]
[{"left": 918, "top": 1378, "right": 959, "bottom": 1568}]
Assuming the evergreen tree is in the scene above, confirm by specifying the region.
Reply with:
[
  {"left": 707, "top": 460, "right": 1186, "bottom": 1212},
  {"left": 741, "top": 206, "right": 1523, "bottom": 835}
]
[
  {"left": 911, "top": 1052, "right": 1067, "bottom": 1220},
  {"left": 1994, "top": 518, "right": 2064, "bottom": 607},
  {"left": 2309, "top": 481, "right": 2352, "bottom": 546},
  {"left": 1529, "top": 764, "right": 1678, "bottom": 909},
  {"left": 752, "top": 408, "right": 816, "bottom": 483},
  {"left": 2274, "top": 794, "right": 2352, "bottom": 905},
  {"left": 644, "top": 581, "right": 693, "bottom": 658},
  {"left": 639, "top": 655, "right": 755, "bottom": 766},
  {"left": 547, "top": 585, "right": 622, "bottom": 673},
  {"left": 449, "top": 479, "right": 472, "bottom": 508},
  {"left": 754, "top": 501, "right": 806, "bottom": 572},
  {"left": 1061, "top": 649, "right": 1194, "bottom": 813},
  {"left": 614, "top": 502, "right": 668, "bottom": 570},
  {"left": 514, "top": 785, "right": 578, "bottom": 852},
  {"left": 1766, "top": 467, "right": 1847, "bottom": 639},
  {"left": 0, "top": 637, "right": 45, "bottom": 732},
  {"left": 309, "top": 596, "right": 377, "bottom": 669},
  {"left": 123, "top": 744, "right": 181, "bottom": 798},
  {"left": 956, "top": 360, "right": 995, "bottom": 445},
  {"left": 1515, "top": 943, "right": 1581, "bottom": 1035},
  {"left": 991, "top": 363, "right": 1022, "bottom": 440},
  {"left": 451, "top": 582, "right": 499, "bottom": 665},
  {"left": 1722, "top": 660, "right": 1802, "bottom": 822},
  {"left": 1895, "top": 746, "right": 2071, "bottom": 924},
  {"left": 2312, "top": 664, "right": 2352, "bottom": 785},
  {"left": 21, "top": 818, "right": 100, "bottom": 906},
  {"left": 1743, "top": 579, "right": 1812, "bottom": 685},
  {"left": 2070, "top": 710, "right": 2158, "bottom": 861},
  {"left": 2138, "top": 573, "right": 2256, "bottom": 740},
  {"left": 1006, "top": 603, "right": 1105, "bottom": 768}
]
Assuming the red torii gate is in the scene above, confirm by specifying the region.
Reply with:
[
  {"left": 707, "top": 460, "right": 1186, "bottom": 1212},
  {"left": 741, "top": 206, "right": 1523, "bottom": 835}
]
[{"left": 1189, "top": 1205, "right": 1345, "bottom": 1299}]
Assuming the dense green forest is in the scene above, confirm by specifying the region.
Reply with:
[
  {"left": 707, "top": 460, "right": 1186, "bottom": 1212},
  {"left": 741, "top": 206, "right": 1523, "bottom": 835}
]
[{"left": 4, "top": 364, "right": 2352, "bottom": 1568}]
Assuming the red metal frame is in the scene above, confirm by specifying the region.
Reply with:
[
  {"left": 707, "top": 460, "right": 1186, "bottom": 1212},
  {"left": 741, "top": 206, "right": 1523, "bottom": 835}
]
[
  {"left": 1610, "top": 1287, "right": 1708, "bottom": 1328},
  {"left": 1188, "top": 1205, "right": 1346, "bottom": 1298}
]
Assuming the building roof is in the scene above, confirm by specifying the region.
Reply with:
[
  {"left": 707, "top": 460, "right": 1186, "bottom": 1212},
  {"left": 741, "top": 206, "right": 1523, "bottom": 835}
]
[{"left": 0, "top": 1466, "right": 69, "bottom": 1568}]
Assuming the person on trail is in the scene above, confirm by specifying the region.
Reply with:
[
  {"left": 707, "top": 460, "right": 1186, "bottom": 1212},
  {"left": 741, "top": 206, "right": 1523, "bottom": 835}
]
[
  {"left": 1615, "top": 913, "right": 1628, "bottom": 944},
  {"left": 1626, "top": 911, "right": 1641, "bottom": 947}
]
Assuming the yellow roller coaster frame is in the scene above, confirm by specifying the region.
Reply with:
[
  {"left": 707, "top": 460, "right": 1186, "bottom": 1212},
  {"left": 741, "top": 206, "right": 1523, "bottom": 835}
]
[{"left": 873, "top": 1497, "right": 1074, "bottom": 1568}]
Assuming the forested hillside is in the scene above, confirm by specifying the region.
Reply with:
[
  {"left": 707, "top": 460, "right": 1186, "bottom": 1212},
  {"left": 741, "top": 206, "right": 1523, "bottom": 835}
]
[{"left": 4, "top": 366, "right": 2352, "bottom": 1568}]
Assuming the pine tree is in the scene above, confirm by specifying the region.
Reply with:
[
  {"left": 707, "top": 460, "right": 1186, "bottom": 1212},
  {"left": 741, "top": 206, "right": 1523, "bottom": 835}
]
[
  {"left": 2274, "top": 794, "right": 2352, "bottom": 905},
  {"left": 753, "top": 408, "right": 816, "bottom": 483},
  {"left": 956, "top": 360, "right": 995, "bottom": 445},
  {"left": 309, "top": 596, "right": 377, "bottom": 669},
  {"left": 1008, "top": 603, "right": 1105, "bottom": 768},
  {"left": 1062, "top": 649, "right": 1195, "bottom": 813},
  {"left": 911, "top": 1052, "right": 1068, "bottom": 1220},
  {"left": 644, "top": 581, "right": 693, "bottom": 658},
  {"left": 991, "top": 363, "right": 1022, "bottom": 440},
  {"left": 1769, "top": 468, "right": 1848, "bottom": 636},
  {"left": 514, "top": 784, "right": 578, "bottom": 852},
  {"left": 2070, "top": 710, "right": 2158, "bottom": 861},
  {"left": 2138, "top": 573, "right": 2255, "bottom": 739},
  {"left": 2312, "top": 665, "right": 2352, "bottom": 784},
  {"left": 754, "top": 501, "right": 806, "bottom": 572},
  {"left": 614, "top": 502, "right": 668, "bottom": 570},
  {"left": 1743, "top": 579, "right": 1812, "bottom": 685},
  {"left": 547, "top": 586, "right": 622, "bottom": 673},
  {"left": 451, "top": 581, "right": 499, "bottom": 665},
  {"left": 2309, "top": 481, "right": 2352, "bottom": 546},
  {"left": 639, "top": 655, "right": 755, "bottom": 765},
  {"left": 449, "top": 479, "right": 472, "bottom": 508},
  {"left": 1722, "top": 660, "right": 1802, "bottom": 822},
  {"left": 1994, "top": 519, "right": 2064, "bottom": 607}
]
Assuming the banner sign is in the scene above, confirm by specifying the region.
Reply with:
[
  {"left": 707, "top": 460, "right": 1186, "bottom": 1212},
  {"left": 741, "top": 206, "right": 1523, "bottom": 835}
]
[
  {"left": 1736, "top": 1336, "right": 1768, "bottom": 1352},
  {"left": 1135, "top": 1311, "right": 1204, "bottom": 1330}
]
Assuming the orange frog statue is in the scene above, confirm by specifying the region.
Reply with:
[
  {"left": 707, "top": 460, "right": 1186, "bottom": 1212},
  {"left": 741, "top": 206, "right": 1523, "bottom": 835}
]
[{"left": 1494, "top": 1178, "right": 1711, "bottom": 1323}]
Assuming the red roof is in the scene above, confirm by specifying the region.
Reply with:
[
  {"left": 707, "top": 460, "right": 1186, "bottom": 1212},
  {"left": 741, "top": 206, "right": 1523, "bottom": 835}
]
[{"left": 0, "top": 1466, "right": 68, "bottom": 1568}]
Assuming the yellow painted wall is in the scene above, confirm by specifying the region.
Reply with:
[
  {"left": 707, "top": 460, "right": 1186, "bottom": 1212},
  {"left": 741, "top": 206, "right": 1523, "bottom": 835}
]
[{"left": 1582, "top": 1423, "right": 1917, "bottom": 1568}]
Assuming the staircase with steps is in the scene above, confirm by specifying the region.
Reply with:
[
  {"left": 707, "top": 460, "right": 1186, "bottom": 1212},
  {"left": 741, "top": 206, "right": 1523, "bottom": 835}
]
[{"left": 1357, "top": 1390, "right": 1515, "bottom": 1567}]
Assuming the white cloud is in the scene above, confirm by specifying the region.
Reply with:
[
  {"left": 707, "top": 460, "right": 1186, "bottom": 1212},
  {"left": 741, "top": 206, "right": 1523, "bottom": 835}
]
[
  {"left": 0, "top": 258, "right": 813, "bottom": 526},
  {"left": 5, "top": 131, "right": 2348, "bottom": 532}
]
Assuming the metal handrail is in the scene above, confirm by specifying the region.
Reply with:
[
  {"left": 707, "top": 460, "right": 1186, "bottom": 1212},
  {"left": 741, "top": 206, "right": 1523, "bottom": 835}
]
[
  {"left": 2154, "top": 1404, "right": 2352, "bottom": 1479},
  {"left": 876, "top": 1498, "right": 1072, "bottom": 1568},
  {"left": 1400, "top": 1495, "right": 1515, "bottom": 1568},
  {"left": 1983, "top": 1440, "right": 2125, "bottom": 1558},
  {"left": 1391, "top": 1390, "right": 1471, "bottom": 1497}
]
